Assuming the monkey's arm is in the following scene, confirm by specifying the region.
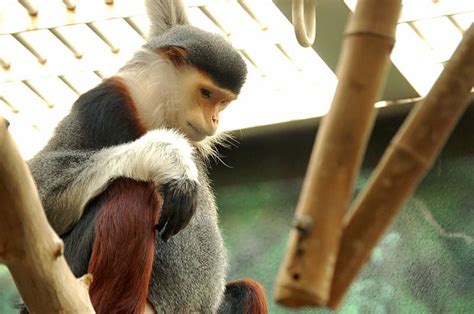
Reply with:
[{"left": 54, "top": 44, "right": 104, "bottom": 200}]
[{"left": 29, "top": 129, "right": 199, "bottom": 237}]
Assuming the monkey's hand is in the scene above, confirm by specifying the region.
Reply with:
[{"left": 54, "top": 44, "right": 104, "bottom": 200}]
[
  {"left": 127, "top": 129, "right": 199, "bottom": 240},
  {"left": 157, "top": 179, "right": 198, "bottom": 241}
]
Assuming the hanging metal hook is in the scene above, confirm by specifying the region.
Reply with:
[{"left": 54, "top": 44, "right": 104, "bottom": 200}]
[{"left": 292, "top": 0, "right": 316, "bottom": 47}]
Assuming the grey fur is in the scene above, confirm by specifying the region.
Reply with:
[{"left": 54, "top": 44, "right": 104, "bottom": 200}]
[
  {"left": 28, "top": 128, "right": 199, "bottom": 236},
  {"left": 29, "top": 147, "right": 227, "bottom": 312},
  {"left": 26, "top": 0, "right": 249, "bottom": 312},
  {"left": 149, "top": 159, "right": 227, "bottom": 312},
  {"left": 28, "top": 118, "right": 226, "bottom": 313},
  {"left": 145, "top": 25, "right": 247, "bottom": 94},
  {"left": 28, "top": 149, "right": 94, "bottom": 235}
]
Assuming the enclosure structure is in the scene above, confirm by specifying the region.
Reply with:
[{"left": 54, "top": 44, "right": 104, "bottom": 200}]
[{"left": 2, "top": 1, "right": 472, "bottom": 310}]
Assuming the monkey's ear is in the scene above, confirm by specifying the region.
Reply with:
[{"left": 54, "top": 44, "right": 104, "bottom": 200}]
[
  {"left": 157, "top": 46, "right": 189, "bottom": 67},
  {"left": 146, "top": 0, "right": 190, "bottom": 38}
]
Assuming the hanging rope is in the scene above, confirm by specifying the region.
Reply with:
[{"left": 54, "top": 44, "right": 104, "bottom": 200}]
[{"left": 292, "top": 0, "right": 316, "bottom": 47}]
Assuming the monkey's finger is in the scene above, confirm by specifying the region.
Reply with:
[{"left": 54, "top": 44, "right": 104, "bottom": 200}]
[
  {"left": 158, "top": 179, "right": 198, "bottom": 240},
  {"left": 159, "top": 202, "right": 179, "bottom": 240},
  {"left": 161, "top": 211, "right": 180, "bottom": 241},
  {"left": 157, "top": 199, "right": 172, "bottom": 232},
  {"left": 161, "top": 198, "right": 194, "bottom": 241},
  {"left": 170, "top": 193, "right": 197, "bottom": 237},
  {"left": 175, "top": 210, "right": 193, "bottom": 236},
  {"left": 156, "top": 213, "right": 168, "bottom": 231},
  {"left": 168, "top": 212, "right": 187, "bottom": 239},
  {"left": 174, "top": 196, "right": 196, "bottom": 236}
]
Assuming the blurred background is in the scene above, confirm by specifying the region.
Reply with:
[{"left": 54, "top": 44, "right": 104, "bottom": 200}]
[{"left": 0, "top": 0, "right": 473, "bottom": 313}]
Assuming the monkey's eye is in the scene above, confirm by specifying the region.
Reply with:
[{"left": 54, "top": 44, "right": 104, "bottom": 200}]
[{"left": 200, "top": 88, "right": 212, "bottom": 99}]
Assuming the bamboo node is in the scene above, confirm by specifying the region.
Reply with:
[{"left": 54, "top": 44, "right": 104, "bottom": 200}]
[
  {"left": 293, "top": 214, "right": 314, "bottom": 237},
  {"left": 53, "top": 239, "right": 64, "bottom": 258},
  {"left": 391, "top": 141, "right": 431, "bottom": 168},
  {"left": 344, "top": 31, "right": 395, "bottom": 43}
]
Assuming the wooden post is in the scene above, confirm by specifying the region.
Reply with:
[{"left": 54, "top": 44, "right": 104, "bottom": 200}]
[
  {"left": 274, "top": 0, "right": 401, "bottom": 307},
  {"left": 0, "top": 118, "right": 95, "bottom": 313},
  {"left": 328, "top": 23, "right": 474, "bottom": 309}
]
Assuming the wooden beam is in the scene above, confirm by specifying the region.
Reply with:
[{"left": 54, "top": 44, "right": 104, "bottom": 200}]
[{"left": 0, "top": 117, "right": 95, "bottom": 313}]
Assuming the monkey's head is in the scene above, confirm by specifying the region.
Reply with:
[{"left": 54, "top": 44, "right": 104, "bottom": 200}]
[{"left": 124, "top": 25, "right": 247, "bottom": 143}]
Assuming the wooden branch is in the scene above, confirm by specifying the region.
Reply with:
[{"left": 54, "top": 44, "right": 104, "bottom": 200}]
[
  {"left": 273, "top": 0, "right": 401, "bottom": 307},
  {"left": 0, "top": 118, "right": 95, "bottom": 313},
  {"left": 328, "top": 23, "right": 474, "bottom": 309}
]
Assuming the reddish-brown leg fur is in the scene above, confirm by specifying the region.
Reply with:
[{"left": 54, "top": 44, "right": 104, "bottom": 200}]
[
  {"left": 88, "top": 178, "right": 162, "bottom": 314},
  {"left": 222, "top": 279, "right": 268, "bottom": 314}
]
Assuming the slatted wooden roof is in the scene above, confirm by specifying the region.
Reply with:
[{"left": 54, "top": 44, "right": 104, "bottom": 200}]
[{"left": 0, "top": 0, "right": 473, "bottom": 158}]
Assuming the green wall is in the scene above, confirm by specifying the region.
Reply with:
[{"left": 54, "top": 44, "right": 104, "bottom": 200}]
[{"left": 213, "top": 104, "right": 474, "bottom": 313}]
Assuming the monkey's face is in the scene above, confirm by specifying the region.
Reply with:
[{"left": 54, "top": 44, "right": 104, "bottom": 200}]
[
  {"left": 175, "top": 68, "right": 236, "bottom": 142},
  {"left": 127, "top": 46, "right": 241, "bottom": 142}
]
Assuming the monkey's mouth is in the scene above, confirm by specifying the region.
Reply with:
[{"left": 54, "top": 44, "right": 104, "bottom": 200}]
[{"left": 187, "top": 122, "right": 208, "bottom": 138}]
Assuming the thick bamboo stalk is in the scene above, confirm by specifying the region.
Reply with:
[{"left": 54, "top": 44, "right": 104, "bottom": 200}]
[
  {"left": 274, "top": 0, "right": 401, "bottom": 307},
  {"left": 328, "top": 23, "right": 474, "bottom": 309},
  {"left": 0, "top": 118, "right": 95, "bottom": 313}
]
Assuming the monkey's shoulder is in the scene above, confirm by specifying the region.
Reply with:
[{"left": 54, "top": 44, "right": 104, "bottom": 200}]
[{"left": 37, "top": 78, "right": 144, "bottom": 153}]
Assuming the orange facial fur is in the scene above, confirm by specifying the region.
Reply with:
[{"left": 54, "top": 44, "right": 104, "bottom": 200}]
[{"left": 194, "top": 71, "right": 236, "bottom": 127}]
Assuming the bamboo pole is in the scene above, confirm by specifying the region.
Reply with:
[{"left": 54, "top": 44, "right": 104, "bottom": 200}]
[
  {"left": 274, "top": 0, "right": 401, "bottom": 307},
  {"left": 328, "top": 23, "right": 474, "bottom": 309},
  {"left": 0, "top": 118, "right": 95, "bottom": 313}
]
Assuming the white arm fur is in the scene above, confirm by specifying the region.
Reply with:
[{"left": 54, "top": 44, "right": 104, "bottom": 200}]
[{"left": 30, "top": 129, "right": 198, "bottom": 235}]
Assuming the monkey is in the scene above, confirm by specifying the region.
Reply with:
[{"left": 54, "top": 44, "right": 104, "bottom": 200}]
[{"left": 25, "top": 0, "right": 267, "bottom": 313}]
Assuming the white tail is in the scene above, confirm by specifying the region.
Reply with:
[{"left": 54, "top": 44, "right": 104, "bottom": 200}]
[{"left": 145, "top": 0, "right": 190, "bottom": 38}]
